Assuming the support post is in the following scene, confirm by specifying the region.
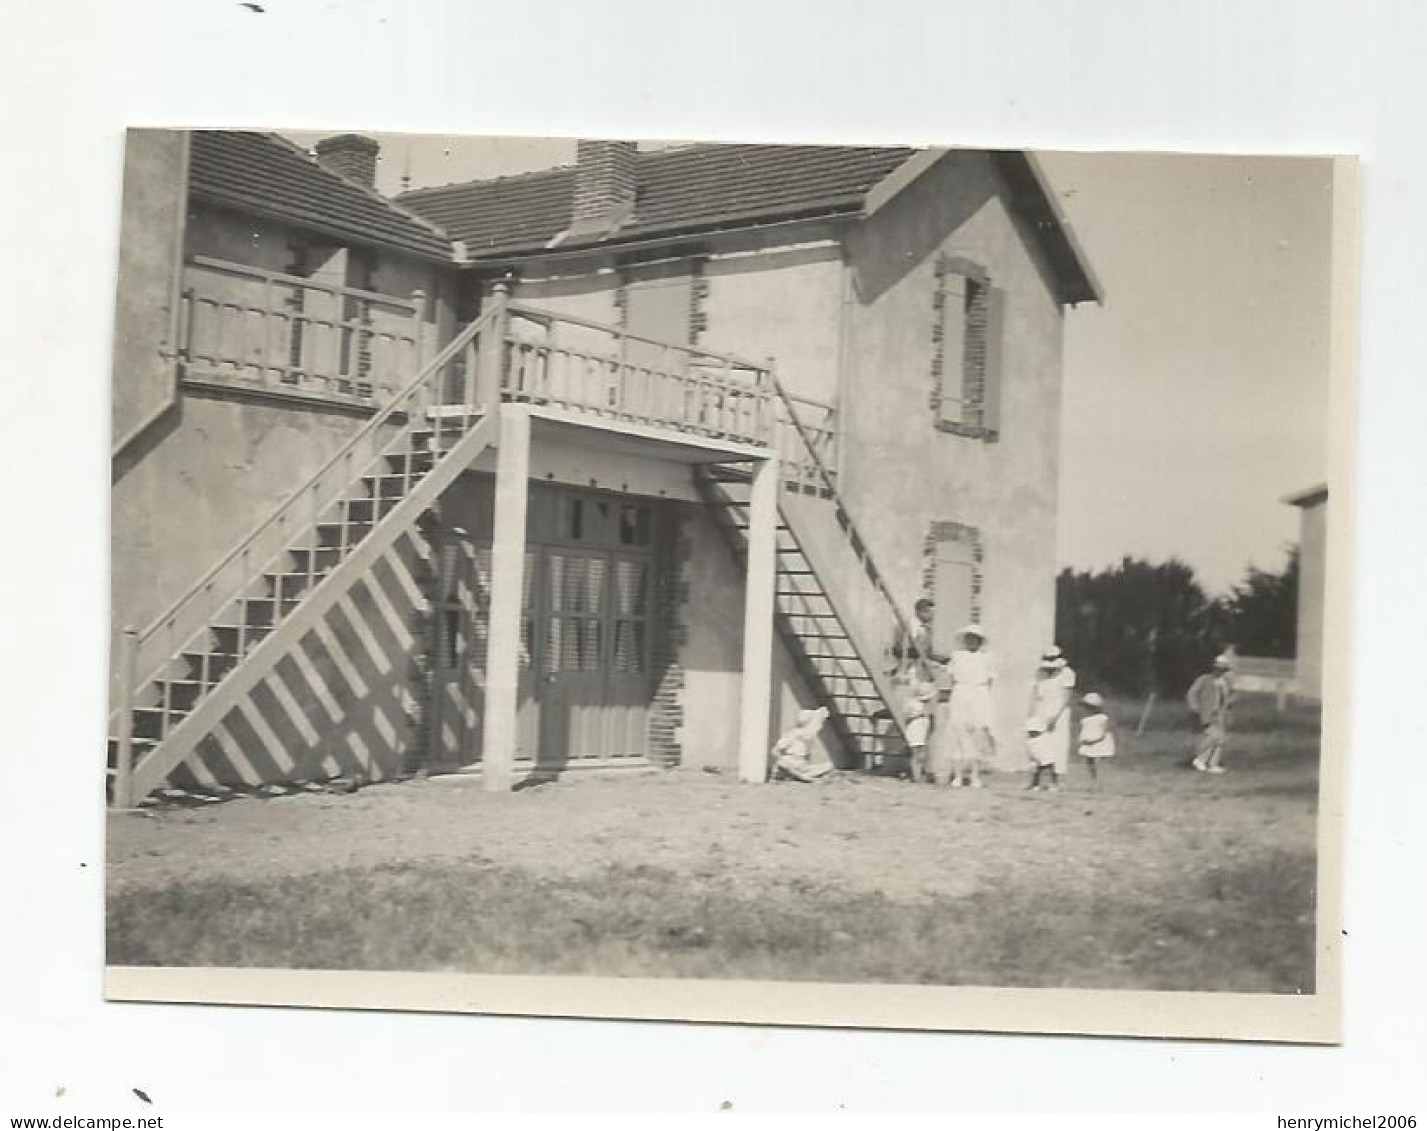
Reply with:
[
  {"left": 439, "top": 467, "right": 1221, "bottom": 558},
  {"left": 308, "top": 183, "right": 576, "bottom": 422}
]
[
  {"left": 112, "top": 627, "right": 139, "bottom": 809},
  {"left": 474, "top": 281, "right": 510, "bottom": 413},
  {"left": 481, "top": 405, "right": 529, "bottom": 791},
  {"left": 737, "top": 454, "right": 779, "bottom": 783},
  {"left": 410, "top": 287, "right": 428, "bottom": 370}
]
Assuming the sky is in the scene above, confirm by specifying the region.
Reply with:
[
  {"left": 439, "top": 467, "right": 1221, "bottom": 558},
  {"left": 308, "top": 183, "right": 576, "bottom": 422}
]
[{"left": 283, "top": 133, "right": 1335, "bottom": 594}]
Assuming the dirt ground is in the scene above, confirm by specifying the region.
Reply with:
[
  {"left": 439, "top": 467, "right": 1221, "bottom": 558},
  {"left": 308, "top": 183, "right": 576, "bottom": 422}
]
[{"left": 108, "top": 719, "right": 1318, "bottom": 909}]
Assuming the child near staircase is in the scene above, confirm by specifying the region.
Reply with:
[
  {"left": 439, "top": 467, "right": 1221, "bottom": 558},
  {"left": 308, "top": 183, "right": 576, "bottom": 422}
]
[{"left": 770, "top": 707, "right": 835, "bottom": 783}]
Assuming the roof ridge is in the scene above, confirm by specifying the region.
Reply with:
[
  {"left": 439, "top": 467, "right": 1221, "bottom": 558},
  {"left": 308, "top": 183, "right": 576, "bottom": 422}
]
[
  {"left": 398, "top": 141, "right": 920, "bottom": 199},
  {"left": 264, "top": 132, "right": 455, "bottom": 244},
  {"left": 399, "top": 162, "right": 576, "bottom": 200}
]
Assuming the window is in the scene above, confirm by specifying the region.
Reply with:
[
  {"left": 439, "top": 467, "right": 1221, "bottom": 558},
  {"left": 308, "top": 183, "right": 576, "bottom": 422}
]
[{"left": 932, "top": 256, "right": 1005, "bottom": 440}]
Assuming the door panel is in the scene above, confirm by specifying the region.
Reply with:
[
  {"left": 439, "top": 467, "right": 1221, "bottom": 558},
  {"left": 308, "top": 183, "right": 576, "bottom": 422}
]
[{"left": 540, "top": 550, "right": 610, "bottom": 764}]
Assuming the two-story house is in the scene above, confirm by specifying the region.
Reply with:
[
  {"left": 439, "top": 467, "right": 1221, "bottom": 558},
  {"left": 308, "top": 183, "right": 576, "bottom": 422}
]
[{"left": 107, "top": 129, "right": 1099, "bottom": 805}]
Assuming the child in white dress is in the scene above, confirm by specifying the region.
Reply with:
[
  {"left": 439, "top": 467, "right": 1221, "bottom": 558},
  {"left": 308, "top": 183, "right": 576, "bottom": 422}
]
[
  {"left": 903, "top": 675, "right": 938, "bottom": 783},
  {"left": 770, "top": 707, "right": 835, "bottom": 782},
  {"left": 1076, "top": 692, "right": 1116, "bottom": 784}
]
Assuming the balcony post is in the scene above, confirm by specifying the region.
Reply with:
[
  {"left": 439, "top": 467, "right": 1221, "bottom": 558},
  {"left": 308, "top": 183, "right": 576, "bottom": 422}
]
[
  {"left": 481, "top": 404, "right": 530, "bottom": 791},
  {"left": 474, "top": 281, "right": 511, "bottom": 414},
  {"left": 737, "top": 452, "right": 779, "bottom": 783}
]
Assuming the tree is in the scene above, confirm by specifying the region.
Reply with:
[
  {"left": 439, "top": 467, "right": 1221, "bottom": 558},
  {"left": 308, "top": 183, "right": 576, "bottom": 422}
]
[
  {"left": 1226, "top": 545, "right": 1299, "bottom": 659},
  {"left": 1056, "top": 556, "right": 1227, "bottom": 696}
]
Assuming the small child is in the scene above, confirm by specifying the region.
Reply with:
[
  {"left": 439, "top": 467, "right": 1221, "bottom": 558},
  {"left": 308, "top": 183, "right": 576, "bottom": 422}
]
[
  {"left": 1076, "top": 692, "right": 1116, "bottom": 784},
  {"left": 1026, "top": 715, "right": 1059, "bottom": 791},
  {"left": 770, "top": 707, "right": 835, "bottom": 783},
  {"left": 902, "top": 676, "right": 938, "bottom": 782}
]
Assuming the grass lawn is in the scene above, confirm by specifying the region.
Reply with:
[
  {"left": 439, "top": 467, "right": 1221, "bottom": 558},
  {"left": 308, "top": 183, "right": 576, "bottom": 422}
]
[{"left": 107, "top": 694, "right": 1321, "bottom": 993}]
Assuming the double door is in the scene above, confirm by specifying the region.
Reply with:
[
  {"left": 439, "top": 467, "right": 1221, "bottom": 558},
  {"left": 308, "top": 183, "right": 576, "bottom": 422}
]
[{"left": 428, "top": 490, "right": 658, "bottom": 768}]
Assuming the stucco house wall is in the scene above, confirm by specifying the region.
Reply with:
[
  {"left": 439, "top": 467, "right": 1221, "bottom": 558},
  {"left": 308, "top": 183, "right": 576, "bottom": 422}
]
[{"left": 842, "top": 150, "right": 1066, "bottom": 765}]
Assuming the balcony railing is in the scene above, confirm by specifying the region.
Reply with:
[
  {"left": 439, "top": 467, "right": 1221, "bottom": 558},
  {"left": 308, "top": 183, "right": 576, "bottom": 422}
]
[
  {"left": 777, "top": 391, "right": 838, "bottom": 493},
  {"left": 497, "top": 303, "right": 775, "bottom": 447},
  {"left": 177, "top": 255, "right": 426, "bottom": 406}
]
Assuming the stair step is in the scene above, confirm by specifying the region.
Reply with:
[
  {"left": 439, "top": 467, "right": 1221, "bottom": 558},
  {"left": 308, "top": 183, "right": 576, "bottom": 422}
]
[
  {"left": 132, "top": 706, "right": 189, "bottom": 740},
  {"left": 361, "top": 472, "right": 418, "bottom": 495},
  {"left": 264, "top": 570, "right": 328, "bottom": 600},
  {"left": 315, "top": 520, "right": 374, "bottom": 547},
  {"left": 287, "top": 546, "right": 344, "bottom": 568}
]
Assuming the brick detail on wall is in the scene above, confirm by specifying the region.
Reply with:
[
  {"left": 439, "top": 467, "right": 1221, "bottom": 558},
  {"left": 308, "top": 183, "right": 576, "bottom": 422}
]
[
  {"left": 922, "top": 519, "right": 985, "bottom": 624},
  {"left": 689, "top": 257, "right": 710, "bottom": 343},
  {"left": 648, "top": 503, "right": 693, "bottom": 766},
  {"left": 930, "top": 254, "right": 993, "bottom": 441}
]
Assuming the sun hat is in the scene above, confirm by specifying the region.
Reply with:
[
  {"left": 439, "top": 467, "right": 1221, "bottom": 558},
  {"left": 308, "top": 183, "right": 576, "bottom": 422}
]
[
  {"left": 1041, "top": 645, "right": 1064, "bottom": 662},
  {"left": 1082, "top": 692, "right": 1105, "bottom": 709},
  {"left": 959, "top": 624, "right": 986, "bottom": 640}
]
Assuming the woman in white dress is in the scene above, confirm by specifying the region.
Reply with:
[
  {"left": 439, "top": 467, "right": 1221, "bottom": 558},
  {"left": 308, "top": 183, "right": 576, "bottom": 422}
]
[
  {"left": 933, "top": 624, "right": 995, "bottom": 788},
  {"left": 1026, "top": 653, "right": 1072, "bottom": 789}
]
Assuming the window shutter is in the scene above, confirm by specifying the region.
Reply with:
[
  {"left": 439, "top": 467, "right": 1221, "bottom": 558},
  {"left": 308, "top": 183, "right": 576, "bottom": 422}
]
[
  {"left": 932, "top": 538, "right": 977, "bottom": 656},
  {"left": 939, "top": 272, "right": 967, "bottom": 424},
  {"left": 980, "top": 285, "right": 1005, "bottom": 437}
]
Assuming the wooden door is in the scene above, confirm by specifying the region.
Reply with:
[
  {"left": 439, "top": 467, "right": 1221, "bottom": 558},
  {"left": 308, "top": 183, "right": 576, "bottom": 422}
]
[
  {"left": 428, "top": 534, "right": 483, "bottom": 768},
  {"left": 539, "top": 549, "right": 611, "bottom": 765},
  {"left": 429, "top": 539, "right": 539, "bottom": 768}
]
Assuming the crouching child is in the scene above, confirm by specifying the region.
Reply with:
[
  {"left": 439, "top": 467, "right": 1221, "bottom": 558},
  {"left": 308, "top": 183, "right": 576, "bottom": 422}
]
[{"left": 770, "top": 707, "right": 835, "bottom": 783}]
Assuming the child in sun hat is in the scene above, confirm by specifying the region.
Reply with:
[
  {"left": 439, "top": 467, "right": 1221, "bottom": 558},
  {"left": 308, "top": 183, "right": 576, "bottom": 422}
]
[
  {"left": 1025, "top": 714, "right": 1059, "bottom": 790},
  {"left": 1076, "top": 691, "right": 1116, "bottom": 784},
  {"left": 770, "top": 707, "right": 835, "bottom": 782}
]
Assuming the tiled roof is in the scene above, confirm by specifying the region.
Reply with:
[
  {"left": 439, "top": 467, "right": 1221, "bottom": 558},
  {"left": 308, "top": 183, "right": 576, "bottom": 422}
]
[
  {"left": 398, "top": 144, "right": 917, "bottom": 258},
  {"left": 188, "top": 131, "right": 454, "bottom": 261}
]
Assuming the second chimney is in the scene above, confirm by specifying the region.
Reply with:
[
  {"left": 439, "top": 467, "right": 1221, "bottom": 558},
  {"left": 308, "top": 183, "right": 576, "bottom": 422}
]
[
  {"left": 572, "top": 139, "right": 637, "bottom": 229},
  {"left": 315, "top": 133, "right": 381, "bottom": 189}
]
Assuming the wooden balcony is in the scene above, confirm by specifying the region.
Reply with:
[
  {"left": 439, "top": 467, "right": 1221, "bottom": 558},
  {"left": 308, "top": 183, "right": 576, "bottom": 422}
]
[
  {"left": 177, "top": 255, "right": 428, "bottom": 407},
  {"left": 172, "top": 262, "right": 838, "bottom": 474}
]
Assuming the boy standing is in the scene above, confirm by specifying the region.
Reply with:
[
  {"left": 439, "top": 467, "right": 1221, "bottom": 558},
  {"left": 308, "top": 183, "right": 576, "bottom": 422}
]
[{"left": 1187, "top": 654, "right": 1235, "bottom": 773}]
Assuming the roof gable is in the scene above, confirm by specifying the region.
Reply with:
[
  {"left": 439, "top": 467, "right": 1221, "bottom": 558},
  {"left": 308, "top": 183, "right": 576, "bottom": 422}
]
[{"left": 188, "top": 131, "right": 454, "bottom": 261}]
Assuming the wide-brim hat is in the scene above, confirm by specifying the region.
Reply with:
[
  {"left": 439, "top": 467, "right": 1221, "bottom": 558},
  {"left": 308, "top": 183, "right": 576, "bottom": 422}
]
[
  {"left": 1082, "top": 692, "right": 1105, "bottom": 708},
  {"left": 959, "top": 624, "right": 986, "bottom": 640},
  {"left": 1041, "top": 645, "right": 1064, "bottom": 662}
]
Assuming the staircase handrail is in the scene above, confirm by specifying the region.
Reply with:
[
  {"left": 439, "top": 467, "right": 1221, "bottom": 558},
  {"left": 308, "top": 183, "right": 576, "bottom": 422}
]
[
  {"left": 119, "top": 305, "right": 498, "bottom": 702},
  {"left": 769, "top": 378, "right": 920, "bottom": 661}
]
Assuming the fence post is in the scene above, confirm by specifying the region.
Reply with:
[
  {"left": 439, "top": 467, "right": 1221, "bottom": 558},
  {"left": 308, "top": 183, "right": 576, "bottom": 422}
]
[
  {"left": 112, "top": 627, "right": 139, "bottom": 810},
  {"left": 474, "top": 282, "right": 510, "bottom": 414}
]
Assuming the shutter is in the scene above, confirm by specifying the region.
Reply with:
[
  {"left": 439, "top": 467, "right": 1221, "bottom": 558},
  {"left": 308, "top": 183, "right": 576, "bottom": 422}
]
[
  {"left": 931, "top": 537, "right": 977, "bottom": 656},
  {"left": 981, "top": 285, "right": 1006, "bottom": 437},
  {"left": 939, "top": 272, "right": 967, "bottom": 424}
]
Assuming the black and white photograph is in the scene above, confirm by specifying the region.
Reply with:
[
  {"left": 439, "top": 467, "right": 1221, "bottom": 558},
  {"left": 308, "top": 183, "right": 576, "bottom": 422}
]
[{"left": 102, "top": 127, "right": 1349, "bottom": 1042}]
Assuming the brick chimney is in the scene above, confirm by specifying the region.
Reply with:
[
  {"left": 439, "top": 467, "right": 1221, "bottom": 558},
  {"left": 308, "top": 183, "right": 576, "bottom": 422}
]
[
  {"left": 315, "top": 133, "right": 380, "bottom": 188},
  {"left": 571, "top": 139, "right": 637, "bottom": 231}
]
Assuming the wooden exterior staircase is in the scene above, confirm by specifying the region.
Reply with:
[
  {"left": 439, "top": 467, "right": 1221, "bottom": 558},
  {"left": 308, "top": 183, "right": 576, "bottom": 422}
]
[
  {"left": 108, "top": 307, "right": 507, "bottom": 806},
  {"left": 695, "top": 381, "right": 917, "bottom": 770}
]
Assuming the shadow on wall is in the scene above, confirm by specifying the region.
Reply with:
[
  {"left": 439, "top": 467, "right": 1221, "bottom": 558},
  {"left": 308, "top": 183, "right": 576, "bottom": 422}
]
[
  {"left": 171, "top": 531, "right": 435, "bottom": 788},
  {"left": 846, "top": 151, "right": 996, "bottom": 305}
]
